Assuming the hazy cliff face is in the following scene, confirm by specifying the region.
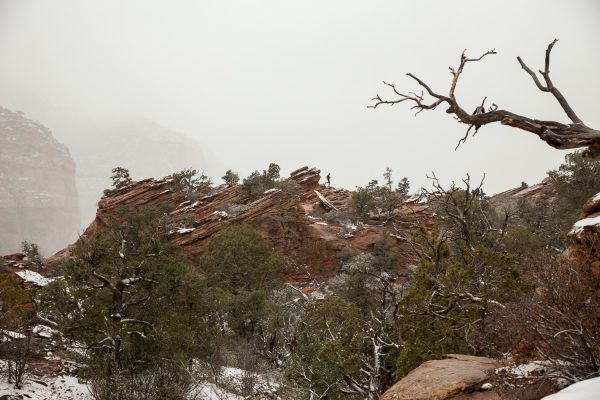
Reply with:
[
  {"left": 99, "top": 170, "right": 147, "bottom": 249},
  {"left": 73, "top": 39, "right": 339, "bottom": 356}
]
[
  {"left": 0, "top": 107, "right": 80, "bottom": 255},
  {"left": 50, "top": 118, "right": 207, "bottom": 228}
]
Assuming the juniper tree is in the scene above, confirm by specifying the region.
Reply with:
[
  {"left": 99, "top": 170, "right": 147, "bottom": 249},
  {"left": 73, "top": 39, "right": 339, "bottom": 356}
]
[
  {"left": 221, "top": 169, "right": 240, "bottom": 186},
  {"left": 110, "top": 167, "right": 132, "bottom": 189},
  {"left": 39, "top": 207, "right": 209, "bottom": 383},
  {"left": 199, "top": 224, "right": 288, "bottom": 366}
]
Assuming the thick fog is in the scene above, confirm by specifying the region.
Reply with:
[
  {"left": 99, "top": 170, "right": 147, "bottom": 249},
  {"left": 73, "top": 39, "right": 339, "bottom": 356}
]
[{"left": 1, "top": 0, "right": 599, "bottom": 194}]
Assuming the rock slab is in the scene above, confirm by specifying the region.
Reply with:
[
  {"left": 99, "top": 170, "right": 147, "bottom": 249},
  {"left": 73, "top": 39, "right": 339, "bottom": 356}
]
[{"left": 379, "top": 354, "right": 499, "bottom": 400}]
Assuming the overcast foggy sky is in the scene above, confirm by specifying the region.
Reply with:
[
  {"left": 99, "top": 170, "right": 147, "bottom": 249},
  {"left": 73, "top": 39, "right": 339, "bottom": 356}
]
[{"left": 0, "top": 0, "right": 599, "bottom": 194}]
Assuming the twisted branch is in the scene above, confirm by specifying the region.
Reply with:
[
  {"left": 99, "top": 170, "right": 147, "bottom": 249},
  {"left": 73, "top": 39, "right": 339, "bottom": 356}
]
[{"left": 370, "top": 40, "right": 600, "bottom": 157}]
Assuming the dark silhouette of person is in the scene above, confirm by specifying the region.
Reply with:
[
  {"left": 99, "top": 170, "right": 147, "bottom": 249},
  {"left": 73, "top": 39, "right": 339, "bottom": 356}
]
[{"left": 326, "top": 173, "right": 331, "bottom": 187}]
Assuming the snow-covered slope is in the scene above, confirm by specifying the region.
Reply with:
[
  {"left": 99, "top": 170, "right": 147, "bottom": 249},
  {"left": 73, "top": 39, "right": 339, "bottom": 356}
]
[
  {"left": 0, "top": 375, "right": 90, "bottom": 400},
  {"left": 543, "top": 377, "right": 600, "bottom": 399}
]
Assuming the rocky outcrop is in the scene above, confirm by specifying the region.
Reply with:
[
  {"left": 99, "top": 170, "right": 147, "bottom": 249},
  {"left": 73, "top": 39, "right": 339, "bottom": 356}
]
[
  {"left": 0, "top": 107, "right": 79, "bottom": 255},
  {"left": 50, "top": 118, "right": 210, "bottom": 228},
  {"left": 496, "top": 177, "right": 554, "bottom": 199},
  {"left": 379, "top": 354, "right": 499, "bottom": 400},
  {"left": 581, "top": 192, "right": 600, "bottom": 217},
  {"left": 58, "top": 166, "right": 432, "bottom": 283},
  {"left": 567, "top": 191, "right": 600, "bottom": 272},
  {"left": 489, "top": 177, "right": 555, "bottom": 216}
]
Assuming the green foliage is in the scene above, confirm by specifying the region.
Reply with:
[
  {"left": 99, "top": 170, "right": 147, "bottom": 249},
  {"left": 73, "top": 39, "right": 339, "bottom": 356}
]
[
  {"left": 0, "top": 273, "right": 30, "bottom": 330},
  {"left": 395, "top": 174, "right": 532, "bottom": 378},
  {"left": 350, "top": 181, "right": 378, "bottom": 219},
  {"left": 548, "top": 150, "right": 600, "bottom": 230},
  {"left": 350, "top": 168, "right": 410, "bottom": 221},
  {"left": 200, "top": 224, "right": 284, "bottom": 293},
  {"left": 502, "top": 151, "right": 600, "bottom": 252},
  {"left": 267, "top": 163, "right": 281, "bottom": 180},
  {"left": 286, "top": 298, "right": 364, "bottom": 400},
  {"left": 330, "top": 236, "right": 400, "bottom": 315},
  {"left": 21, "top": 241, "right": 44, "bottom": 268},
  {"left": 40, "top": 206, "right": 209, "bottom": 377},
  {"left": 242, "top": 162, "right": 281, "bottom": 199},
  {"left": 221, "top": 169, "right": 240, "bottom": 186},
  {"left": 200, "top": 224, "right": 285, "bottom": 343},
  {"left": 396, "top": 236, "right": 526, "bottom": 377},
  {"left": 171, "top": 168, "right": 212, "bottom": 198},
  {"left": 110, "top": 167, "right": 132, "bottom": 189},
  {"left": 288, "top": 237, "right": 402, "bottom": 398},
  {"left": 276, "top": 178, "right": 300, "bottom": 195},
  {"left": 0, "top": 257, "right": 9, "bottom": 273}
]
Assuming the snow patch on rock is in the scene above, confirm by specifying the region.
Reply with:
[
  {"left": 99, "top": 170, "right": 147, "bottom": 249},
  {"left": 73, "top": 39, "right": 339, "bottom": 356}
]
[
  {"left": 15, "top": 270, "right": 55, "bottom": 287},
  {"left": 213, "top": 210, "right": 229, "bottom": 219},
  {"left": 0, "top": 329, "right": 26, "bottom": 340},
  {"left": 32, "top": 324, "right": 56, "bottom": 339},
  {"left": 171, "top": 227, "right": 196, "bottom": 235},
  {"left": 570, "top": 216, "right": 600, "bottom": 236}
]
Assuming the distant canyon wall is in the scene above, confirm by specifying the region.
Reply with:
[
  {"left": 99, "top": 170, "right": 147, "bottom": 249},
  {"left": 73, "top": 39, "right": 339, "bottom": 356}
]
[
  {"left": 0, "top": 107, "right": 80, "bottom": 255},
  {"left": 51, "top": 118, "right": 209, "bottom": 228}
]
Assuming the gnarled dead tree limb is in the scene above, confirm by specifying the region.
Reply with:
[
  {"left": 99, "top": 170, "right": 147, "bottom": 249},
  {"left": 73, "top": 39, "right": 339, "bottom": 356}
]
[{"left": 370, "top": 39, "right": 600, "bottom": 157}]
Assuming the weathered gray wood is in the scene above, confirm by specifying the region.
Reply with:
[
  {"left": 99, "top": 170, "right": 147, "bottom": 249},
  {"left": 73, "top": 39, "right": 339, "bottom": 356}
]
[{"left": 370, "top": 39, "right": 600, "bottom": 157}]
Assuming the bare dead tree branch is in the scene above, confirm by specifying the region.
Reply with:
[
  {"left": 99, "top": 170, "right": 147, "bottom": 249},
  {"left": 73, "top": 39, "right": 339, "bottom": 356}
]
[{"left": 370, "top": 40, "right": 600, "bottom": 157}]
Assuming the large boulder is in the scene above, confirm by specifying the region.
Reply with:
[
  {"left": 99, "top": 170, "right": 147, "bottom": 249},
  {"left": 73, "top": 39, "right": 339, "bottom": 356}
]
[{"left": 379, "top": 354, "right": 499, "bottom": 400}]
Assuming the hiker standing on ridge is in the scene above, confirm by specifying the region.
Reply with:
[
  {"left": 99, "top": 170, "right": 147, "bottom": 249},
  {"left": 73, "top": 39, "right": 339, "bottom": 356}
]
[{"left": 326, "top": 173, "right": 331, "bottom": 187}]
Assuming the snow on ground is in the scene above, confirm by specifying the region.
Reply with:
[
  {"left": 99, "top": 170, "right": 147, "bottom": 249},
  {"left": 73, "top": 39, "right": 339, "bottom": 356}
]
[
  {"left": 543, "top": 376, "right": 600, "bottom": 399},
  {"left": 0, "top": 361, "right": 270, "bottom": 400},
  {"left": 570, "top": 215, "right": 600, "bottom": 236},
  {"left": 216, "top": 367, "right": 280, "bottom": 398},
  {"left": 497, "top": 361, "right": 547, "bottom": 378},
  {"left": 0, "top": 375, "right": 91, "bottom": 400},
  {"left": 193, "top": 382, "right": 243, "bottom": 400},
  {"left": 592, "top": 192, "right": 600, "bottom": 203},
  {"left": 496, "top": 360, "right": 569, "bottom": 388},
  {"left": 32, "top": 325, "right": 56, "bottom": 339},
  {"left": 15, "top": 270, "right": 56, "bottom": 287},
  {"left": 0, "top": 329, "right": 26, "bottom": 340},
  {"left": 0, "top": 375, "right": 247, "bottom": 400}
]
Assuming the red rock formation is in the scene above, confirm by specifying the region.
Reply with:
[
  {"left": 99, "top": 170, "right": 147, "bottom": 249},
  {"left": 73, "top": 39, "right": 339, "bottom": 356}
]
[
  {"left": 57, "top": 166, "right": 433, "bottom": 283},
  {"left": 495, "top": 177, "right": 554, "bottom": 199}
]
